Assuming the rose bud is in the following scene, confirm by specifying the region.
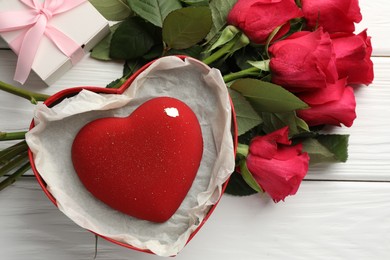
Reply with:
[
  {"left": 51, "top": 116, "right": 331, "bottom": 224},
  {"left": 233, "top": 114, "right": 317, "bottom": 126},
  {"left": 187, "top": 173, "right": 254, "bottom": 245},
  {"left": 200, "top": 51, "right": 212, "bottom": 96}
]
[
  {"left": 269, "top": 28, "right": 338, "bottom": 92},
  {"left": 227, "top": 0, "right": 302, "bottom": 44},
  {"left": 246, "top": 127, "right": 309, "bottom": 202},
  {"left": 301, "top": 0, "right": 362, "bottom": 33},
  {"left": 297, "top": 78, "right": 357, "bottom": 127},
  {"left": 331, "top": 30, "right": 374, "bottom": 85}
]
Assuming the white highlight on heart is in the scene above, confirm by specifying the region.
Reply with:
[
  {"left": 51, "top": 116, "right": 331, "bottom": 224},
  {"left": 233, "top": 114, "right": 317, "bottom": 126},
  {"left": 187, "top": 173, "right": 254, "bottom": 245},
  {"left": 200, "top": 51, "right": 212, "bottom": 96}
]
[{"left": 164, "top": 107, "right": 179, "bottom": 118}]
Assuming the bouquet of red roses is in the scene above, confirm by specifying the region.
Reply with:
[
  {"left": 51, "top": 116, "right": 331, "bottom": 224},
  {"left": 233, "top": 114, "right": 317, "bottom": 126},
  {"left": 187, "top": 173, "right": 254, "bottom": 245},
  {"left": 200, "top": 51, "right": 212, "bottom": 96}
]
[
  {"left": 89, "top": 0, "right": 373, "bottom": 202},
  {"left": 0, "top": 0, "right": 373, "bottom": 203}
]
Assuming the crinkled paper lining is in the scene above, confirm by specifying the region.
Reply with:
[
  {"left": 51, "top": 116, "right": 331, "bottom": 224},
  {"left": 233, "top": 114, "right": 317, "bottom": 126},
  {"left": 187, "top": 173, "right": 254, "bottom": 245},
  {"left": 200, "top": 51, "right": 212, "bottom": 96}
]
[{"left": 26, "top": 56, "right": 235, "bottom": 256}]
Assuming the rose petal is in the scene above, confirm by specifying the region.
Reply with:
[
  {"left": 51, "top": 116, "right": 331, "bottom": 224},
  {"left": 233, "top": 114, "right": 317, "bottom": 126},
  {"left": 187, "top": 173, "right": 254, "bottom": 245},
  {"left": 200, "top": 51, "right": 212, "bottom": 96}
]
[
  {"left": 301, "top": 0, "right": 362, "bottom": 33},
  {"left": 298, "top": 78, "right": 347, "bottom": 105},
  {"left": 228, "top": 0, "right": 302, "bottom": 44},
  {"left": 269, "top": 28, "right": 338, "bottom": 92},
  {"left": 298, "top": 86, "right": 356, "bottom": 127},
  {"left": 247, "top": 152, "right": 309, "bottom": 202}
]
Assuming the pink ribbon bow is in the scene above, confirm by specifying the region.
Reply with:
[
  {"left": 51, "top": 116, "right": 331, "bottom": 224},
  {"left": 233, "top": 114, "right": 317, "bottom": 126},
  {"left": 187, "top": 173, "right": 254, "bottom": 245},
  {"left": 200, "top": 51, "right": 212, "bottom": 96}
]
[{"left": 0, "top": 0, "right": 87, "bottom": 84}]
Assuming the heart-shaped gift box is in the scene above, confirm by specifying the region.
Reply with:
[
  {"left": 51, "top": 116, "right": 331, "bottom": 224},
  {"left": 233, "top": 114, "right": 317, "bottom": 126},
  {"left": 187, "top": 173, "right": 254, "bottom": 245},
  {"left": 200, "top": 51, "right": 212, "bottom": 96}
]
[{"left": 26, "top": 56, "right": 237, "bottom": 256}]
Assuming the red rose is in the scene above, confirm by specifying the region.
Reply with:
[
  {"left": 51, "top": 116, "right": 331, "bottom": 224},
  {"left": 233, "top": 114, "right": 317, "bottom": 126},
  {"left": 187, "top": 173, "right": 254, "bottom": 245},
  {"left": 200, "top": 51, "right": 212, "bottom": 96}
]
[
  {"left": 297, "top": 78, "right": 357, "bottom": 127},
  {"left": 227, "top": 0, "right": 302, "bottom": 44},
  {"left": 269, "top": 28, "right": 338, "bottom": 92},
  {"left": 301, "top": 0, "right": 362, "bottom": 33},
  {"left": 331, "top": 30, "right": 374, "bottom": 85},
  {"left": 246, "top": 127, "right": 309, "bottom": 202}
]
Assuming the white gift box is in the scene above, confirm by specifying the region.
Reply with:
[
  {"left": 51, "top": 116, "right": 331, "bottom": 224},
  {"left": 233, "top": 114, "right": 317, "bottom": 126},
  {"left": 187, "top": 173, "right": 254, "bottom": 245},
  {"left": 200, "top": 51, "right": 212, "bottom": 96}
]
[{"left": 0, "top": 0, "right": 110, "bottom": 85}]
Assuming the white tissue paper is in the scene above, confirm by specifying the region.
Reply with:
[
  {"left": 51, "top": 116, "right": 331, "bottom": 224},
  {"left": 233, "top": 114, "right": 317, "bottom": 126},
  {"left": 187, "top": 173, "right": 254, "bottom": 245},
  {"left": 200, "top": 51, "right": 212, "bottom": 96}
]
[{"left": 26, "top": 56, "right": 235, "bottom": 256}]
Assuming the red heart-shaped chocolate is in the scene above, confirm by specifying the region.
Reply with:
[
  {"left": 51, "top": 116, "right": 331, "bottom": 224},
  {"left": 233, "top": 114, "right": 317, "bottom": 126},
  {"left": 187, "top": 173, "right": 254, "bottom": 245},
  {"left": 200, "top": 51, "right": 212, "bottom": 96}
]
[{"left": 71, "top": 97, "right": 203, "bottom": 223}]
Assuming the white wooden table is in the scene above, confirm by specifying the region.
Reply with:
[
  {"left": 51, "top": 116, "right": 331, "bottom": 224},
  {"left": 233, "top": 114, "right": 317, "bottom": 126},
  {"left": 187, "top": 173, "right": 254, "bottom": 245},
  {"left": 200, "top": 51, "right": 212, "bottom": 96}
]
[{"left": 1, "top": 1, "right": 390, "bottom": 259}]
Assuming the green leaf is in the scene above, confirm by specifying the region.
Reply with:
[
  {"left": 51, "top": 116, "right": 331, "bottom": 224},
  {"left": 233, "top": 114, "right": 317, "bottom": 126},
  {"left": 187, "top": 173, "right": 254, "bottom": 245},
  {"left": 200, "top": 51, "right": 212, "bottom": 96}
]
[
  {"left": 208, "top": 25, "right": 239, "bottom": 52},
  {"left": 226, "top": 33, "right": 250, "bottom": 58},
  {"left": 89, "top": 0, "right": 132, "bottom": 21},
  {"left": 180, "top": 0, "right": 209, "bottom": 6},
  {"left": 316, "top": 134, "right": 349, "bottom": 162},
  {"left": 127, "top": 0, "right": 182, "bottom": 27},
  {"left": 231, "top": 78, "right": 308, "bottom": 113},
  {"left": 106, "top": 77, "right": 125, "bottom": 89},
  {"left": 302, "top": 135, "right": 349, "bottom": 163},
  {"left": 234, "top": 46, "right": 267, "bottom": 70},
  {"left": 248, "top": 60, "right": 270, "bottom": 72},
  {"left": 240, "top": 160, "right": 262, "bottom": 192},
  {"left": 228, "top": 89, "right": 263, "bottom": 136},
  {"left": 109, "top": 17, "right": 155, "bottom": 60},
  {"left": 261, "top": 111, "right": 309, "bottom": 137},
  {"left": 165, "top": 45, "right": 203, "bottom": 59},
  {"left": 302, "top": 138, "right": 335, "bottom": 163},
  {"left": 206, "top": 0, "right": 237, "bottom": 42},
  {"left": 91, "top": 23, "right": 121, "bottom": 61},
  {"left": 225, "top": 171, "right": 258, "bottom": 196},
  {"left": 123, "top": 58, "right": 146, "bottom": 77},
  {"left": 162, "top": 7, "right": 212, "bottom": 49},
  {"left": 142, "top": 44, "right": 163, "bottom": 60},
  {"left": 264, "top": 24, "right": 283, "bottom": 58}
]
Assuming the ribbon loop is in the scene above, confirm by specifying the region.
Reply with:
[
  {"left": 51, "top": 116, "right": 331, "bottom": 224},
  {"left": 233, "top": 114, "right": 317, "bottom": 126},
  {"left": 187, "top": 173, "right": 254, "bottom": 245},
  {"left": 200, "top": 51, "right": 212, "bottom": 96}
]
[
  {"left": 40, "top": 8, "right": 53, "bottom": 20},
  {"left": 0, "top": 0, "right": 87, "bottom": 84}
]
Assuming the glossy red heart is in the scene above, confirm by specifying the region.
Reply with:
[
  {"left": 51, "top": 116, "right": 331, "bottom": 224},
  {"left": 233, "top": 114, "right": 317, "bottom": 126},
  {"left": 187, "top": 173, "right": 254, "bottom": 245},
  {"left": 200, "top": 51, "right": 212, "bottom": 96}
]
[{"left": 71, "top": 97, "right": 203, "bottom": 223}]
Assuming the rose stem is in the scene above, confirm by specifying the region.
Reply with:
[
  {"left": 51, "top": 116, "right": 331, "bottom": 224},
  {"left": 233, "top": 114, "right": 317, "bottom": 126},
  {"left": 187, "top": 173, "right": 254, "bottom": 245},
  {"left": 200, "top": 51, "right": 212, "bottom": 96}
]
[
  {"left": 202, "top": 40, "right": 236, "bottom": 65},
  {"left": 0, "top": 140, "right": 27, "bottom": 154},
  {"left": 0, "top": 142, "right": 28, "bottom": 163},
  {"left": 0, "top": 162, "right": 31, "bottom": 191},
  {"left": 223, "top": 67, "right": 261, "bottom": 83},
  {"left": 236, "top": 143, "right": 249, "bottom": 157},
  {"left": 0, "top": 152, "right": 29, "bottom": 178},
  {"left": 0, "top": 81, "right": 49, "bottom": 104},
  {"left": 0, "top": 131, "right": 27, "bottom": 141}
]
